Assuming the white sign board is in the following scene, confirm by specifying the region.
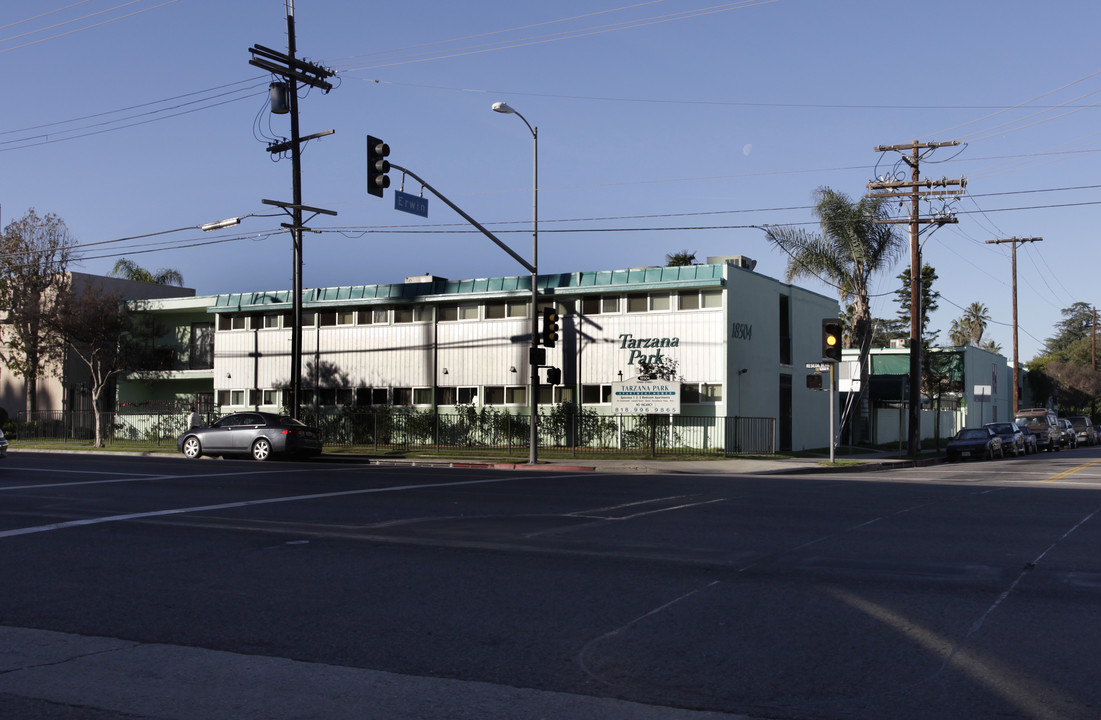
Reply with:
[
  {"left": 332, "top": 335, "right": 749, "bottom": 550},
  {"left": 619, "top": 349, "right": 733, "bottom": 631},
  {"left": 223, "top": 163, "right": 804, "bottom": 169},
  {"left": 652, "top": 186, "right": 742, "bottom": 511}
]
[
  {"left": 611, "top": 377, "right": 681, "bottom": 415},
  {"left": 974, "top": 384, "right": 991, "bottom": 403}
]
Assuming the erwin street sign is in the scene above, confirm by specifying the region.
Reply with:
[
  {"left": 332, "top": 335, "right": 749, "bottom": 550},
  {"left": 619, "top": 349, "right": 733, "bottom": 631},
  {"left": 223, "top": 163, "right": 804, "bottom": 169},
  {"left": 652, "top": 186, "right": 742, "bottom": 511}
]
[
  {"left": 394, "top": 190, "right": 429, "bottom": 218},
  {"left": 611, "top": 376, "right": 681, "bottom": 415}
]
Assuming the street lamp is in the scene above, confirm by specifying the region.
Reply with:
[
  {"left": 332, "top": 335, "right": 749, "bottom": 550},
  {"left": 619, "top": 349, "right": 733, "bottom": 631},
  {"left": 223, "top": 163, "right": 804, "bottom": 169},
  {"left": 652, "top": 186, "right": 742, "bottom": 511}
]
[{"left": 493, "top": 101, "right": 540, "bottom": 464}]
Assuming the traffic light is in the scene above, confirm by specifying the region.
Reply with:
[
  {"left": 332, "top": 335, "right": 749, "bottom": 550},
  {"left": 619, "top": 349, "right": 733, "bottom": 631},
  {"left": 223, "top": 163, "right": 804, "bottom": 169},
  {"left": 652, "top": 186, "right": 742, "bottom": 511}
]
[
  {"left": 545, "top": 367, "right": 562, "bottom": 386},
  {"left": 822, "top": 318, "right": 843, "bottom": 362},
  {"left": 367, "top": 135, "right": 390, "bottom": 198},
  {"left": 541, "top": 306, "right": 559, "bottom": 348}
]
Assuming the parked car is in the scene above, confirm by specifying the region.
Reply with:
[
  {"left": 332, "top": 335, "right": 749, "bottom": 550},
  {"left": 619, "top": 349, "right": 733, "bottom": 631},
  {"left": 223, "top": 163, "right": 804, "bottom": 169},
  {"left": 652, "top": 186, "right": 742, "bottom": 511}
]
[
  {"left": 0, "top": 427, "right": 7, "bottom": 458},
  {"left": 984, "top": 422, "right": 1027, "bottom": 457},
  {"left": 1014, "top": 408, "right": 1061, "bottom": 452},
  {"left": 946, "top": 427, "right": 1003, "bottom": 461},
  {"left": 178, "top": 411, "right": 323, "bottom": 461},
  {"left": 1066, "top": 416, "right": 1096, "bottom": 446},
  {"left": 1020, "top": 427, "right": 1038, "bottom": 455},
  {"left": 1057, "top": 419, "right": 1079, "bottom": 449}
]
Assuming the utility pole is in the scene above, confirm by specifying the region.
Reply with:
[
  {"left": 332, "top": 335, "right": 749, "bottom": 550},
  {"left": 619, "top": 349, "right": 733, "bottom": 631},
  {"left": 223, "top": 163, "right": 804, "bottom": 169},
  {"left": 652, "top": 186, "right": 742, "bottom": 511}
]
[
  {"left": 984, "top": 237, "right": 1041, "bottom": 414},
  {"left": 867, "top": 140, "right": 966, "bottom": 457},
  {"left": 249, "top": 1, "right": 335, "bottom": 419}
]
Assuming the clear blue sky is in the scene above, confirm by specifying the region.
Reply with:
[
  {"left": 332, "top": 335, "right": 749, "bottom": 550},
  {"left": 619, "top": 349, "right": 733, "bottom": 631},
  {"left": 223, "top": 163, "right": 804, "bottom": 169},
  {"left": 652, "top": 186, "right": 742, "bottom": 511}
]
[{"left": 3, "top": 0, "right": 1098, "bottom": 362}]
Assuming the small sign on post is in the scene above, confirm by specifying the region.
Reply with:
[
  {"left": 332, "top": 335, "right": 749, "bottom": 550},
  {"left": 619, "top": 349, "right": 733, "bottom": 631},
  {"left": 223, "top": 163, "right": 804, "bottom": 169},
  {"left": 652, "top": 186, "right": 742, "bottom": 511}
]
[{"left": 394, "top": 190, "right": 429, "bottom": 218}]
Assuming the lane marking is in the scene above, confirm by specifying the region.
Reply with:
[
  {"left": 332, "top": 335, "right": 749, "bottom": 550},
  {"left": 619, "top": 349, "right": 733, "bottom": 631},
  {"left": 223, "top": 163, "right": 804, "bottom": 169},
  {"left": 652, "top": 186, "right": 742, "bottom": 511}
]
[
  {"left": 1043, "top": 457, "right": 1101, "bottom": 482},
  {"left": 0, "top": 473, "right": 574, "bottom": 540},
  {"left": 0, "top": 467, "right": 311, "bottom": 491}
]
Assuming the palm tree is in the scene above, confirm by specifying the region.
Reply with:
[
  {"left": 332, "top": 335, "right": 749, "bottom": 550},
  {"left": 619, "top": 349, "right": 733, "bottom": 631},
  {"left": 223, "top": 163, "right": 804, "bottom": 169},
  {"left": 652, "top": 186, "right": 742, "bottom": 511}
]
[
  {"left": 949, "top": 302, "right": 991, "bottom": 346},
  {"left": 765, "top": 187, "right": 904, "bottom": 442},
  {"left": 766, "top": 187, "right": 903, "bottom": 352},
  {"left": 108, "top": 258, "right": 184, "bottom": 286},
  {"left": 665, "top": 250, "right": 697, "bottom": 267}
]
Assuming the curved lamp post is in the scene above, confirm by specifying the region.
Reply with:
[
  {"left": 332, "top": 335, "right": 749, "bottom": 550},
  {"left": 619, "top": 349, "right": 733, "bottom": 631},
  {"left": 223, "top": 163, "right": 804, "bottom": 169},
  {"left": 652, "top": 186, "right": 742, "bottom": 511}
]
[{"left": 492, "top": 101, "right": 539, "bottom": 464}]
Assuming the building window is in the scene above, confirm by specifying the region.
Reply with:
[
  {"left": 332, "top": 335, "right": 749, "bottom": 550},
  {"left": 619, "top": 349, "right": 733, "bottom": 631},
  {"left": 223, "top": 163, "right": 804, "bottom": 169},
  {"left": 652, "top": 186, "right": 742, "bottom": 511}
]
[
  {"left": 302, "top": 311, "right": 316, "bottom": 327},
  {"left": 505, "top": 386, "right": 527, "bottom": 404},
  {"left": 484, "top": 386, "right": 505, "bottom": 405},
  {"left": 248, "top": 389, "right": 262, "bottom": 406},
  {"left": 553, "top": 386, "right": 574, "bottom": 404},
  {"left": 217, "top": 389, "right": 230, "bottom": 406},
  {"left": 217, "top": 314, "right": 247, "bottom": 331},
  {"left": 356, "top": 307, "right": 390, "bottom": 324},
  {"left": 627, "top": 294, "right": 648, "bottom": 313},
  {"left": 231, "top": 390, "right": 245, "bottom": 406},
  {"left": 262, "top": 313, "right": 283, "bottom": 329},
  {"left": 626, "top": 292, "right": 671, "bottom": 313},
  {"left": 412, "top": 388, "right": 433, "bottom": 405},
  {"left": 437, "top": 387, "right": 478, "bottom": 405},
  {"left": 678, "top": 289, "right": 721, "bottom": 310},
  {"left": 507, "top": 301, "right": 529, "bottom": 318},
  {"left": 681, "top": 383, "right": 723, "bottom": 404},
  {"left": 393, "top": 387, "right": 413, "bottom": 405},
  {"left": 190, "top": 322, "right": 214, "bottom": 370},
  {"left": 337, "top": 310, "right": 355, "bottom": 325},
  {"left": 555, "top": 299, "right": 576, "bottom": 316},
  {"left": 263, "top": 389, "right": 279, "bottom": 406},
  {"left": 779, "top": 294, "right": 791, "bottom": 365},
  {"left": 394, "top": 305, "right": 428, "bottom": 323},
  {"left": 355, "top": 387, "right": 389, "bottom": 406},
  {"left": 439, "top": 303, "right": 479, "bottom": 321},
  {"left": 537, "top": 386, "right": 554, "bottom": 404},
  {"left": 318, "top": 311, "right": 337, "bottom": 327},
  {"left": 602, "top": 296, "right": 620, "bottom": 313},
  {"left": 581, "top": 384, "right": 613, "bottom": 404}
]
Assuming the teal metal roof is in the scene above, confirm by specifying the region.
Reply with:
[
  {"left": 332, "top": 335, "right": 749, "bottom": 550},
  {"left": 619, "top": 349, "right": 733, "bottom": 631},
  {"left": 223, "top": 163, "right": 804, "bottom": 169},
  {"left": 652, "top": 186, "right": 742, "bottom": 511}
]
[{"left": 210, "top": 264, "right": 726, "bottom": 313}]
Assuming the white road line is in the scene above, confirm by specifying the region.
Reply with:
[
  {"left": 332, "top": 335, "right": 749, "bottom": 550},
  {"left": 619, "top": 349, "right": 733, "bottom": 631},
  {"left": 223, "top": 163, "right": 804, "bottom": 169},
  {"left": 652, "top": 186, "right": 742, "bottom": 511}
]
[
  {"left": 0, "top": 473, "right": 573, "bottom": 540},
  {"left": 0, "top": 467, "right": 308, "bottom": 491}
]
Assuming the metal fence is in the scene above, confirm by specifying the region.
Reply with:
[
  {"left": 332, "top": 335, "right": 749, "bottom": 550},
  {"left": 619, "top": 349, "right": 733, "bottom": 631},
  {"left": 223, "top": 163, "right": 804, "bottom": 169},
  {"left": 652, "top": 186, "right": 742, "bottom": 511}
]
[{"left": 13, "top": 408, "right": 777, "bottom": 456}]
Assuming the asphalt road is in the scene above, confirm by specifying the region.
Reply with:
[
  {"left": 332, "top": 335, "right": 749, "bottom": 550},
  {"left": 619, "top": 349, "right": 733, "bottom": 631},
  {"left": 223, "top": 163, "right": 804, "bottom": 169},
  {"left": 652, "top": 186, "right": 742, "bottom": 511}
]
[{"left": 1, "top": 449, "right": 1099, "bottom": 720}]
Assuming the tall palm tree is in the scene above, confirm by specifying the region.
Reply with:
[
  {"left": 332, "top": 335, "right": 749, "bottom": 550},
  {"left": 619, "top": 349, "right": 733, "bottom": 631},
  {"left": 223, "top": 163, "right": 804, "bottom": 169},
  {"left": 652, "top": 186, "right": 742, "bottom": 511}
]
[
  {"left": 108, "top": 258, "right": 184, "bottom": 286},
  {"left": 766, "top": 187, "right": 903, "bottom": 355},
  {"left": 765, "top": 187, "right": 904, "bottom": 442}
]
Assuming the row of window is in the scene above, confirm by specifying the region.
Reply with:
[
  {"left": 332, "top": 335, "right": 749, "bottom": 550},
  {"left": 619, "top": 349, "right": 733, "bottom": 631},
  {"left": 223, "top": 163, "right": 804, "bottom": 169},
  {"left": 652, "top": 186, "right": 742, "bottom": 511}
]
[
  {"left": 215, "top": 290, "right": 723, "bottom": 331},
  {"left": 216, "top": 383, "right": 722, "bottom": 409}
]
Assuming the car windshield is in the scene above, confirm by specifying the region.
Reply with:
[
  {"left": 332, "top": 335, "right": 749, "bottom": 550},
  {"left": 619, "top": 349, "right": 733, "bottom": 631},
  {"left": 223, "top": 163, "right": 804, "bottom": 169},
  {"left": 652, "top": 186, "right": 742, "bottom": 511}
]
[
  {"left": 987, "top": 424, "right": 1012, "bottom": 433},
  {"left": 957, "top": 429, "right": 988, "bottom": 440},
  {"left": 1014, "top": 417, "right": 1042, "bottom": 427},
  {"left": 278, "top": 416, "right": 308, "bottom": 426}
]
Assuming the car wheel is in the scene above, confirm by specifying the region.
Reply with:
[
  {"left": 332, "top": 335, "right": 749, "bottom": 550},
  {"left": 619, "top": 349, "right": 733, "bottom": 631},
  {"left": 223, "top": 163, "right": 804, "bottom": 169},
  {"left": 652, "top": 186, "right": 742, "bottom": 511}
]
[
  {"left": 251, "top": 437, "right": 272, "bottom": 461},
  {"left": 182, "top": 436, "right": 202, "bottom": 459}
]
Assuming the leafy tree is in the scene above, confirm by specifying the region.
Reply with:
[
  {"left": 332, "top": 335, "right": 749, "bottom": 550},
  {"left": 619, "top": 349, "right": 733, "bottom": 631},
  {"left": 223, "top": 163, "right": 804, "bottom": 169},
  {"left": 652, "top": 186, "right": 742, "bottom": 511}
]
[
  {"left": 765, "top": 187, "right": 904, "bottom": 443},
  {"left": 895, "top": 264, "right": 940, "bottom": 344},
  {"left": 1041, "top": 302, "right": 1093, "bottom": 361},
  {"left": 108, "top": 258, "right": 184, "bottom": 287},
  {"left": 665, "top": 250, "right": 697, "bottom": 267},
  {"left": 0, "top": 209, "right": 76, "bottom": 413},
  {"left": 948, "top": 302, "right": 1002, "bottom": 353},
  {"left": 47, "top": 284, "right": 154, "bottom": 447}
]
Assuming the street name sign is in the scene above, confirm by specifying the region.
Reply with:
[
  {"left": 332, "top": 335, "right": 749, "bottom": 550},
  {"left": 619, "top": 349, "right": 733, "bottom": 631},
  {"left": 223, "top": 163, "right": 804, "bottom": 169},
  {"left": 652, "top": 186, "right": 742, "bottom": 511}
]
[{"left": 394, "top": 191, "right": 429, "bottom": 218}]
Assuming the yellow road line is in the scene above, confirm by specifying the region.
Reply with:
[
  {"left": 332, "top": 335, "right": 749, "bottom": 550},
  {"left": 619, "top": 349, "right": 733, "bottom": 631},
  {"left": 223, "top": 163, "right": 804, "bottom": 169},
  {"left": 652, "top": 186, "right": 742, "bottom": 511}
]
[{"left": 1043, "top": 457, "right": 1101, "bottom": 482}]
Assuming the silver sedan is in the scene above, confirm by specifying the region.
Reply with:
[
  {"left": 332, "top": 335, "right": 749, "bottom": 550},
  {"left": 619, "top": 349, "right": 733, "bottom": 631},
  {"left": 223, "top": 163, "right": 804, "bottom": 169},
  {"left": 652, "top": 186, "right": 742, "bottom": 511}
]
[{"left": 178, "top": 411, "right": 323, "bottom": 461}]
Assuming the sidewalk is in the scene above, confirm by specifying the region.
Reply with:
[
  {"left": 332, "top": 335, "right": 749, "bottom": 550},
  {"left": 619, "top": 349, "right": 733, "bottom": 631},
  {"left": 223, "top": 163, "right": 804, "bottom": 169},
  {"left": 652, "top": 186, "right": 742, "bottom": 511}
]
[{"left": 10, "top": 446, "right": 942, "bottom": 475}]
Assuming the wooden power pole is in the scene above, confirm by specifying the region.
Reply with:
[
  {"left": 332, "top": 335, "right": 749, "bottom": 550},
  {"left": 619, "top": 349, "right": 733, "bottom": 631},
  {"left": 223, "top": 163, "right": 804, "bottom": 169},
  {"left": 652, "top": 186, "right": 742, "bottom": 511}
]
[
  {"left": 985, "top": 237, "right": 1041, "bottom": 414},
  {"left": 867, "top": 141, "right": 966, "bottom": 457}
]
